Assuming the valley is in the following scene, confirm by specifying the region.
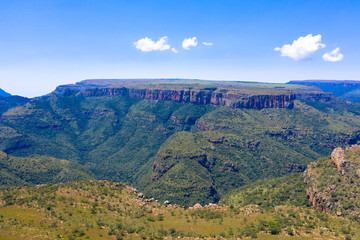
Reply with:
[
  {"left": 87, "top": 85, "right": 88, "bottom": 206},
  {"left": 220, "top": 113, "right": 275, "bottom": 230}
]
[
  {"left": 1, "top": 79, "right": 360, "bottom": 206},
  {"left": 1, "top": 79, "right": 360, "bottom": 239}
]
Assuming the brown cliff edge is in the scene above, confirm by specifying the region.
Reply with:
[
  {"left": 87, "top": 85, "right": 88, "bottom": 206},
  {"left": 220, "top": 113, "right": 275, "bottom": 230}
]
[{"left": 55, "top": 86, "right": 296, "bottom": 109}]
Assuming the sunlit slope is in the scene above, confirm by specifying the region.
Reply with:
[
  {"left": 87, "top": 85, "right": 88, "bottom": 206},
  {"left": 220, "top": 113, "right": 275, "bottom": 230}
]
[{"left": 0, "top": 180, "right": 358, "bottom": 240}]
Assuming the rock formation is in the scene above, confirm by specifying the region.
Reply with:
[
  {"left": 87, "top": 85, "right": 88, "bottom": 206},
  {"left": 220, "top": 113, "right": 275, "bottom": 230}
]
[
  {"left": 304, "top": 145, "right": 360, "bottom": 218},
  {"left": 331, "top": 147, "right": 349, "bottom": 172},
  {"left": 54, "top": 84, "right": 296, "bottom": 110}
]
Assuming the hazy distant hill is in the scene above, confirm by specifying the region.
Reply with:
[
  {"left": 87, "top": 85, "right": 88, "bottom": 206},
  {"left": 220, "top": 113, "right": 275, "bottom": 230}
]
[
  {"left": 0, "top": 88, "right": 11, "bottom": 97},
  {"left": 0, "top": 95, "right": 29, "bottom": 115},
  {"left": 288, "top": 80, "right": 360, "bottom": 102}
]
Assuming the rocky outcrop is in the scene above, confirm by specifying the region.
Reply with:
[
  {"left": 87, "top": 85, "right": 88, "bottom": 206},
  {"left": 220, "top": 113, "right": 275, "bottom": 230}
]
[
  {"left": 303, "top": 165, "right": 327, "bottom": 212},
  {"left": 331, "top": 147, "right": 349, "bottom": 172},
  {"left": 304, "top": 145, "right": 360, "bottom": 218}
]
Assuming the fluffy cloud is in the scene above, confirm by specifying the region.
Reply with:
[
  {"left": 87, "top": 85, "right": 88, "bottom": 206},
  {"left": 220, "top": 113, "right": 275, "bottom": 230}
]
[
  {"left": 323, "top": 47, "right": 344, "bottom": 62},
  {"left": 182, "top": 37, "right": 198, "bottom": 50},
  {"left": 134, "top": 36, "right": 170, "bottom": 52},
  {"left": 274, "top": 34, "right": 326, "bottom": 60},
  {"left": 203, "top": 42, "right": 213, "bottom": 46},
  {"left": 171, "top": 48, "right": 178, "bottom": 53}
]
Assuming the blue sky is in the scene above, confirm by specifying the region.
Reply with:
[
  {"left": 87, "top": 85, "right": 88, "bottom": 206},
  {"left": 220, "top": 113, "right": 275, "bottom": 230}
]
[{"left": 0, "top": 0, "right": 359, "bottom": 97}]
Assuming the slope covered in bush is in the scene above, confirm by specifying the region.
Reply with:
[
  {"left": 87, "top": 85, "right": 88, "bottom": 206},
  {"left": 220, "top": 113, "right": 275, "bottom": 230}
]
[
  {"left": 0, "top": 151, "right": 94, "bottom": 186},
  {"left": 0, "top": 180, "right": 358, "bottom": 240}
]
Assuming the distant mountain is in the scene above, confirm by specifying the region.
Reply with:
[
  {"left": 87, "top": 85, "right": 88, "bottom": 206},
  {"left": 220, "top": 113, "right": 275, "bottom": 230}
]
[
  {"left": 0, "top": 95, "right": 29, "bottom": 115},
  {"left": 0, "top": 88, "right": 29, "bottom": 115},
  {"left": 288, "top": 80, "right": 360, "bottom": 102},
  {"left": 0, "top": 88, "right": 11, "bottom": 97}
]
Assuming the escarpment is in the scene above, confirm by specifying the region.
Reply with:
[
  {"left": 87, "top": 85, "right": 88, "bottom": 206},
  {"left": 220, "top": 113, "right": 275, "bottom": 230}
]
[
  {"left": 289, "top": 88, "right": 333, "bottom": 102},
  {"left": 54, "top": 84, "right": 296, "bottom": 109}
]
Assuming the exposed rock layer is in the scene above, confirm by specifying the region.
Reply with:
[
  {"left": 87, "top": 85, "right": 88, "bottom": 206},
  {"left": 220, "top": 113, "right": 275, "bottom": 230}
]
[{"left": 55, "top": 86, "right": 296, "bottom": 109}]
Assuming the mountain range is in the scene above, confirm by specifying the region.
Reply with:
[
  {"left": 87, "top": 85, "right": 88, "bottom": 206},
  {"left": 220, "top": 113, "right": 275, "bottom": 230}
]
[{"left": 0, "top": 79, "right": 360, "bottom": 206}]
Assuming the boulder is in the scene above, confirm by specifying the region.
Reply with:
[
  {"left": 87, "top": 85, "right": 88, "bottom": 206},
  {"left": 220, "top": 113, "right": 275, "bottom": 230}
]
[{"left": 193, "top": 203, "right": 202, "bottom": 209}]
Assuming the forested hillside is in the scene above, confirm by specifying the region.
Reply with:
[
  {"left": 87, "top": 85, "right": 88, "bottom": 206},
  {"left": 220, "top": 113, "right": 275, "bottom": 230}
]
[{"left": 1, "top": 79, "right": 360, "bottom": 205}]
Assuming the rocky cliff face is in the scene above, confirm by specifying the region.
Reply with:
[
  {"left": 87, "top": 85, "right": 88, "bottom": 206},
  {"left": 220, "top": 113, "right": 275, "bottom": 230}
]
[
  {"left": 82, "top": 87, "right": 128, "bottom": 97},
  {"left": 304, "top": 145, "right": 360, "bottom": 218},
  {"left": 128, "top": 88, "right": 213, "bottom": 104},
  {"left": 54, "top": 85, "right": 296, "bottom": 109},
  {"left": 290, "top": 88, "right": 333, "bottom": 102},
  {"left": 331, "top": 147, "right": 349, "bottom": 172}
]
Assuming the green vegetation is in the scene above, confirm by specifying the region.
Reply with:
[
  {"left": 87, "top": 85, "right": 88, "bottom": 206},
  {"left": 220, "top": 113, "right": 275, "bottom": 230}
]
[
  {"left": 222, "top": 172, "right": 310, "bottom": 208},
  {"left": 0, "top": 95, "right": 29, "bottom": 115},
  {"left": 2, "top": 80, "right": 360, "bottom": 238},
  {"left": 142, "top": 98, "right": 360, "bottom": 205},
  {"left": 1, "top": 80, "right": 360, "bottom": 205},
  {"left": 0, "top": 151, "right": 94, "bottom": 186},
  {"left": 304, "top": 145, "right": 360, "bottom": 220},
  {"left": 0, "top": 180, "right": 358, "bottom": 239}
]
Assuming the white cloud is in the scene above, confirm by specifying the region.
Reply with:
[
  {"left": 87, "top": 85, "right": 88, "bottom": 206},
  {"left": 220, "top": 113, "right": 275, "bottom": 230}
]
[
  {"left": 182, "top": 37, "right": 198, "bottom": 50},
  {"left": 323, "top": 47, "right": 344, "bottom": 62},
  {"left": 274, "top": 34, "right": 326, "bottom": 60},
  {"left": 171, "top": 48, "right": 178, "bottom": 53},
  {"left": 203, "top": 42, "right": 213, "bottom": 46},
  {"left": 134, "top": 36, "right": 170, "bottom": 52}
]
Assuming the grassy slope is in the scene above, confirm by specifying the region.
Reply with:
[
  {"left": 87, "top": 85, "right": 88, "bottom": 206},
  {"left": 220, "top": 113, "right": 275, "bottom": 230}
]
[{"left": 0, "top": 180, "right": 358, "bottom": 240}]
